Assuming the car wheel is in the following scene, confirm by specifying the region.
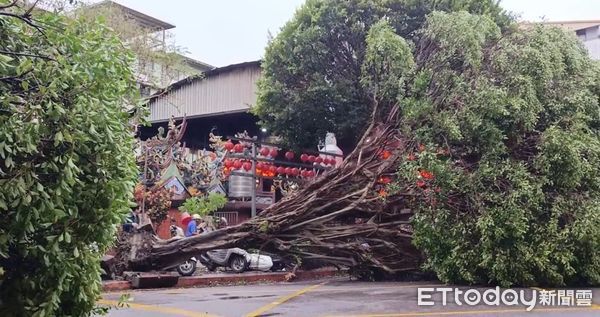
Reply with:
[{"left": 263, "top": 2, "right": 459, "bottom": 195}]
[
  {"left": 176, "top": 260, "right": 196, "bottom": 276},
  {"left": 229, "top": 255, "right": 247, "bottom": 273}
]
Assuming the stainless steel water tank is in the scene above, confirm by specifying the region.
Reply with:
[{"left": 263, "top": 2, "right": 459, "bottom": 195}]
[{"left": 228, "top": 171, "right": 253, "bottom": 198}]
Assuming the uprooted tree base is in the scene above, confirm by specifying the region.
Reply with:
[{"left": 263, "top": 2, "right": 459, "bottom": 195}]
[{"left": 117, "top": 104, "right": 424, "bottom": 278}]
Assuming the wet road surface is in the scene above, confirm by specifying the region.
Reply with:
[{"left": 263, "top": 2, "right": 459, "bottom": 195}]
[{"left": 101, "top": 277, "right": 600, "bottom": 317}]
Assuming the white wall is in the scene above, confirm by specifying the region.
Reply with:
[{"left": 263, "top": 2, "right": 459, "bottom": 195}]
[{"left": 583, "top": 38, "right": 600, "bottom": 60}]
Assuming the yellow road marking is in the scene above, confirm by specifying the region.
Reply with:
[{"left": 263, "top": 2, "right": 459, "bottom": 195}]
[
  {"left": 323, "top": 305, "right": 600, "bottom": 317},
  {"left": 245, "top": 282, "right": 325, "bottom": 317},
  {"left": 103, "top": 283, "right": 445, "bottom": 296},
  {"left": 97, "top": 299, "right": 218, "bottom": 317}
]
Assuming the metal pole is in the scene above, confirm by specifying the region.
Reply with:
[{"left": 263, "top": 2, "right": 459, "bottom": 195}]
[
  {"left": 251, "top": 142, "right": 257, "bottom": 217},
  {"left": 140, "top": 146, "right": 149, "bottom": 225}
]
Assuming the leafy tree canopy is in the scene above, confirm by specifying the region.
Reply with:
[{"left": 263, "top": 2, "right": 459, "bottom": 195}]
[
  {"left": 256, "top": 0, "right": 600, "bottom": 288},
  {"left": 254, "top": 0, "right": 511, "bottom": 150},
  {"left": 397, "top": 11, "right": 600, "bottom": 287},
  {"left": 0, "top": 1, "right": 138, "bottom": 315}
]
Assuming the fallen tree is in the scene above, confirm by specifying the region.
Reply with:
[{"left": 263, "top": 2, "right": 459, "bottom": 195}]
[
  {"left": 121, "top": 9, "right": 600, "bottom": 287},
  {"left": 128, "top": 103, "right": 421, "bottom": 276}
]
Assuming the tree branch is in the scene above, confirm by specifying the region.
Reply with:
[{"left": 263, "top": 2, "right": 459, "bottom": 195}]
[{"left": 0, "top": 50, "right": 55, "bottom": 61}]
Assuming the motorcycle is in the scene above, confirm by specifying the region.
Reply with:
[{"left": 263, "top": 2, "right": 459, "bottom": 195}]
[
  {"left": 176, "top": 257, "right": 199, "bottom": 276},
  {"left": 169, "top": 225, "right": 200, "bottom": 276},
  {"left": 199, "top": 248, "right": 250, "bottom": 273}
]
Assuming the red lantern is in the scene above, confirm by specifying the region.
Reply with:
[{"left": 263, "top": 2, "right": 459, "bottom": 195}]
[
  {"left": 224, "top": 141, "right": 234, "bottom": 151},
  {"left": 256, "top": 162, "right": 264, "bottom": 170},
  {"left": 307, "top": 155, "right": 316, "bottom": 163},
  {"left": 233, "top": 143, "right": 244, "bottom": 153},
  {"left": 285, "top": 151, "right": 294, "bottom": 160},
  {"left": 315, "top": 156, "right": 323, "bottom": 164},
  {"left": 291, "top": 168, "right": 299, "bottom": 176},
  {"left": 307, "top": 170, "right": 315, "bottom": 178},
  {"left": 224, "top": 159, "right": 233, "bottom": 168},
  {"left": 232, "top": 160, "right": 242, "bottom": 170},
  {"left": 300, "top": 154, "right": 309, "bottom": 162},
  {"left": 242, "top": 162, "right": 252, "bottom": 171},
  {"left": 270, "top": 148, "right": 278, "bottom": 158},
  {"left": 276, "top": 166, "right": 285, "bottom": 175},
  {"left": 284, "top": 167, "right": 292, "bottom": 175},
  {"left": 301, "top": 170, "right": 308, "bottom": 177},
  {"left": 269, "top": 165, "right": 277, "bottom": 173},
  {"left": 259, "top": 147, "right": 269, "bottom": 156}
]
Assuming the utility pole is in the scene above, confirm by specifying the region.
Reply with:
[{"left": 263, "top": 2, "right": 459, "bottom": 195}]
[{"left": 251, "top": 142, "right": 257, "bottom": 217}]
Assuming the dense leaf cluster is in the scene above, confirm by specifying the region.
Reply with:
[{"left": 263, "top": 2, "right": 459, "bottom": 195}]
[
  {"left": 0, "top": 4, "right": 138, "bottom": 316},
  {"left": 397, "top": 12, "right": 600, "bottom": 287},
  {"left": 258, "top": 0, "right": 599, "bottom": 287},
  {"left": 254, "top": 0, "right": 510, "bottom": 150}
]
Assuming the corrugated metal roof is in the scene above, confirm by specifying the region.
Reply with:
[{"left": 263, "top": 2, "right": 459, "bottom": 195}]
[
  {"left": 147, "top": 61, "right": 262, "bottom": 123},
  {"left": 91, "top": 1, "right": 175, "bottom": 30},
  {"left": 521, "top": 20, "right": 600, "bottom": 32}
]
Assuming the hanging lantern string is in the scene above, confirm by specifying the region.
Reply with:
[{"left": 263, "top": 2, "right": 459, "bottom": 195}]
[
  {"left": 226, "top": 153, "right": 331, "bottom": 171},
  {"left": 227, "top": 136, "right": 343, "bottom": 158}
]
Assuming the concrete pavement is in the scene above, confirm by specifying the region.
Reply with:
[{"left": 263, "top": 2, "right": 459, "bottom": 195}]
[{"left": 100, "top": 278, "right": 600, "bottom": 317}]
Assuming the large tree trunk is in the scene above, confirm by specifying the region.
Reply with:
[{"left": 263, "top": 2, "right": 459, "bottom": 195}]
[{"left": 124, "top": 101, "right": 423, "bottom": 275}]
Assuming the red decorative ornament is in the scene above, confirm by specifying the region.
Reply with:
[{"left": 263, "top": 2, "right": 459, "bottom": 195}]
[
  {"left": 270, "top": 148, "right": 278, "bottom": 158},
  {"left": 291, "top": 168, "right": 299, "bottom": 176},
  {"left": 269, "top": 165, "right": 277, "bottom": 173},
  {"left": 379, "top": 150, "right": 392, "bottom": 160},
  {"left": 232, "top": 160, "right": 242, "bottom": 170},
  {"left": 256, "top": 162, "right": 265, "bottom": 170},
  {"left": 259, "top": 147, "right": 270, "bottom": 156},
  {"left": 242, "top": 162, "right": 252, "bottom": 171},
  {"left": 315, "top": 156, "right": 323, "bottom": 164},
  {"left": 301, "top": 170, "right": 308, "bottom": 177},
  {"left": 419, "top": 169, "right": 434, "bottom": 180},
  {"left": 224, "top": 141, "right": 234, "bottom": 151},
  {"left": 224, "top": 159, "right": 233, "bottom": 168},
  {"left": 276, "top": 166, "right": 285, "bottom": 175},
  {"left": 300, "top": 154, "right": 309, "bottom": 162},
  {"left": 233, "top": 143, "right": 244, "bottom": 153},
  {"left": 307, "top": 170, "right": 315, "bottom": 178},
  {"left": 416, "top": 180, "right": 426, "bottom": 188},
  {"left": 284, "top": 167, "right": 292, "bottom": 175},
  {"left": 307, "top": 155, "right": 316, "bottom": 163},
  {"left": 285, "top": 151, "right": 294, "bottom": 160}
]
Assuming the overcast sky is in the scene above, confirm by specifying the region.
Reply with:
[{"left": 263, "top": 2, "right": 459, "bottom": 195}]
[{"left": 114, "top": 0, "right": 600, "bottom": 67}]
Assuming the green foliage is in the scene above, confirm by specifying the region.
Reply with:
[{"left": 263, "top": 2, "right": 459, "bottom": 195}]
[
  {"left": 180, "top": 193, "right": 227, "bottom": 217},
  {"left": 0, "top": 3, "right": 138, "bottom": 316},
  {"left": 398, "top": 12, "right": 600, "bottom": 287},
  {"left": 254, "top": 0, "right": 510, "bottom": 149},
  {"left": 133, "top": 184, "right": 172, "bottom": 225},
  {"left": 361, "top": 20, "right": 414, "bottom": 104}
]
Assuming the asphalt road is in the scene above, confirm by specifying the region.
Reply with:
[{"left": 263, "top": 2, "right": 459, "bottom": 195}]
[{"left": 100, "top": 278, "right": 600, "bottom": 317}]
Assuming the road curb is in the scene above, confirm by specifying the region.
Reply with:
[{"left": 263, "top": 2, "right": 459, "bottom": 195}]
[{"left": 102, "top": 268, "right": 341, "bottom": 292}]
